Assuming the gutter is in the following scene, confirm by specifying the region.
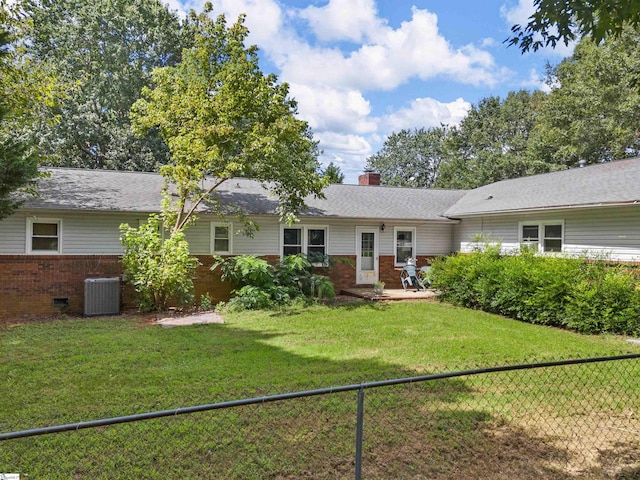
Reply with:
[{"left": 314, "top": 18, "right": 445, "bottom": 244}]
[{"left": 445, "top": 199, "right": 640, "bottom": 219}]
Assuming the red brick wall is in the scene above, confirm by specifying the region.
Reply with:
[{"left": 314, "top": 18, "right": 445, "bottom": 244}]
[
  {"left": 0, "top": 255, "right": 239, "bottom": 321},
  {"left": 0, "top": 255, "right": 130, "bottom": 320},
  {"left": 0, "top": 253, "right": 436, "bottom": 320},
  {"left": 378, "top": 255, "right": 436, "bottom": 288}
]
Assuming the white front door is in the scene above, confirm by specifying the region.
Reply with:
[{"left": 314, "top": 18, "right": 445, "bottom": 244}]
[{"left": 356, "top": 227, "right": 379, "bottom": 284}]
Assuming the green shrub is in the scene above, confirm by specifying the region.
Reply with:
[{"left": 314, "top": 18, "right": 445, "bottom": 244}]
[
  {"left": 564, "top": 267, "right": 640, "bottom": 335},
  {"left": 212, "top": 254, "right": 336, "bottom": 311},
  {"left": 431, "top": 247, "right": 640, "bottom": 335},
  {"left": 199, "top": 292, "right": 213, "bottom": 311},
  {"left": 213, "top": 255, "right": 275, "bottom": 288},
  {"left": 119, "top": 216, "right": 198, "bottom": 311}
]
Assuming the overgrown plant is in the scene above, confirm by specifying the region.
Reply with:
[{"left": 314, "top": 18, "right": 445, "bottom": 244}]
[
  {"left": 119, "top": 216, "right": 198, "bottom": 311},
  {"left": 212, "top": 254, "right": 335, "bottom": 311},
  {"left": 431, "top": 247, "right": 640, "bottom": 335}
]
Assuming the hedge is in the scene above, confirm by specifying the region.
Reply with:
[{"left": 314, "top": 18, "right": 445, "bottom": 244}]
[{"left": 430, "top": 246, "right": 640, "bottom": 335}]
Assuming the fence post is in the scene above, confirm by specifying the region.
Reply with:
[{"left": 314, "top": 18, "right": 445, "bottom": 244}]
[{"left": 355, "top": 387, "right": 365, "bottom": 480}]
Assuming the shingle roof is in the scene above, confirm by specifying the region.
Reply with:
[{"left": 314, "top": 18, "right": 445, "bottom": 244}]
[
  {"left": 26, "top": 168, "right": 465, "bottom": 222},
  {"left": 444, "top": 157, "right": 640, "bottom": 217},
  {"left": 24, "top": 158, "right": 640, "bottom": 221}
]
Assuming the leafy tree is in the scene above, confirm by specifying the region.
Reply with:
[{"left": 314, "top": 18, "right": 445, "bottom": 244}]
[
  {"left": 365, "top": 127, "right": 449, "bottom": 188},
  {"left": 322, "top": 161, "right": 345, "bottom": 184},
  {"left": 508, "top": 0, "right": 640, "bottom": 53},
  {"left": 119, "top": 216, "right": 198, "bottom": 311},
  {"left": 436, "top": 90, "right": 552, "bottom": 189},
  {"left": 11, "top": 0, "right": 186, "bottom": 170},
  {"left": 0, "top": 9, "right": 39, "bottom": 219},
  {"left": 131, "top": 6, "right": 325, "bottom": 234},
  {"left": 529, "top": 28, "right": 640, "bottom": 167}
]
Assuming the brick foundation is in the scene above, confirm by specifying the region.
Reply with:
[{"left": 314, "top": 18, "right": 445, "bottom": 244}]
[
  {"left": 0, "top": 255, "right": 238, "bottom": 321},
  {"left": 0, "top": 255, "right": 131, "bottom": 320},
  {"left": 0, "top": 254, "right": 435, "bottom": 320}
]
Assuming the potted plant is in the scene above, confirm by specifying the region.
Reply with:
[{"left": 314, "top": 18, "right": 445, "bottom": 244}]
[{"left": 373, "top": 281, "right": 385, "bottom": 296}]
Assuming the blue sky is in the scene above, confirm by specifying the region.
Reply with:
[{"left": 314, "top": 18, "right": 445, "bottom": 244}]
[{"left": 167, "top": 0, "right": 574, "bottom": 183}]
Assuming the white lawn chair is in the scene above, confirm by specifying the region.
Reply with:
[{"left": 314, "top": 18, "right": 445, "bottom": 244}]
[{"left": 400, "top": 258, "right": 426, "bottom": 291}]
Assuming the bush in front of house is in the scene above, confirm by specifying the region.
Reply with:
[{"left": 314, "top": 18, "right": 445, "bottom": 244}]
[
  {"left": 120, "top": 216, "right": 199, "bottom": 311},
  {"left": 212, "top": 254, "right": 335, "bottom": 311},
  {"left": 430, "top": 247, "right": 640, "bottom": 335}
]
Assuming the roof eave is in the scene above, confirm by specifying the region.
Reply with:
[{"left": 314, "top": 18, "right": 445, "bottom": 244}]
[{"left": 446, "top": 199, "right": 640, "bottom": 218}]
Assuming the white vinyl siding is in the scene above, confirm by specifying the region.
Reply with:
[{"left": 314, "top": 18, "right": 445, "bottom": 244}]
[
  {"left": 454, "top": 205, "right": 640, "bottom": 262},
  {"left": 64, "top": 214, "right": 140, "bottom": 254},
  {"left": 182, "top": 220, "right": 210, "bottom": 255},
  {"left": 0, "top": 213, "right": 28, "bottom": 253},
  {"left": 327, "top": 220, "right": 454, "bottom": 257},
  {"left": 232, "top": 217, "right": 280, "bottom": 255}
]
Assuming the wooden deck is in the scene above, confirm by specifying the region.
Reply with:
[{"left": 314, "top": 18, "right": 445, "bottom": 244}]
[{"left": 341, "top": 288, "right": 438, "bottom": 301}]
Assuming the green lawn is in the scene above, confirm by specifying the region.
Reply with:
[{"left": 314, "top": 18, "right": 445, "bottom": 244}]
[{"left": 1, "top": 301, "right": 639, "bottom": 478}]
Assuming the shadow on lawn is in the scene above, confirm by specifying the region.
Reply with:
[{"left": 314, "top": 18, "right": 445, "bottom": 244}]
[{"left": 0, "top": 316, "right": 628, "bottom": 479}]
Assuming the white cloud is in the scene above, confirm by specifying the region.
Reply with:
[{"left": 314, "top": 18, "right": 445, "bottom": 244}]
[
  {"left": 315, "top": 131, "right": 372, "bottom": 156},
  {"left": 519, "top": 68, "right": 553, "bottom": 93},
  {"left": 480, "top": 37, "right": 498, "bottom": 48},
  {"left": 382, "top": 97, "right": 471, "bottom": 132},
  {"left": 278, "top": 5, "right": 510, "bottom": 91},
  {"left": 289, "top": 83, "right": 378, "bottom": 134},
  {"left": 210, "top": 0, "right": 284, "bottom": 47},
  {"left": 501, "top": 0, "right": 534, "bottom": 27},
  {"left": 299, "top": 0, "right": 385, "bottom": 43}
]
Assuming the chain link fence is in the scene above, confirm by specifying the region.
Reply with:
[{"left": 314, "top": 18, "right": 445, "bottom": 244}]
[{"left": 1, "top": 355, "right": 639, "bottom": 479}]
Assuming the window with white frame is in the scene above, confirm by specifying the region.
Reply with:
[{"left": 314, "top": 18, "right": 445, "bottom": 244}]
[
  {"left": 27, "top": 218, "right": 62, "bottom": 253},
  {"left": 283, "top": 227, "right": 303, "bottom": 256},
  {"left": 519, "top": 221, "right": 563, "bottom": 253},
  {"left": 211, "top": 222, "right": 232, "bottom": 254},
  {"left": 394, "top": 227, "right": 416, "bottom": 265},
  {"left": 306, "top": 228, "right": 327, "bottom": 264},
  {"left": 282, "top": 226, "right": 328, "bottom": 264}
]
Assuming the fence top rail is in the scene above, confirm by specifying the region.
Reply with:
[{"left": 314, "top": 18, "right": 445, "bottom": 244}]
[{"left": 2, "top": 353, "right": 639, "bottom": 441}]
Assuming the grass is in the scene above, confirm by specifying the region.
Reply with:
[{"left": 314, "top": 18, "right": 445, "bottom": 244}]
[{"left": 1, "top": 300, "right": 639, "bottom": 478}]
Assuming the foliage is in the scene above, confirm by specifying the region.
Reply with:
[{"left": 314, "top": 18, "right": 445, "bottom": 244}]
[
  {"left": 199, "top": 292, "right": 213, "bottom": 311},
  {"left": 508, "top": 0, "right": 640, "bottom": 53},
  {"left": 322, "top": 161, "right": 345, "bottom": 184},
  {"left": 431, "top": 248, "right": 640, "bottom": 335},
  {"left": 119, "top": 216, "right": 198, "bottom": 311},
  {"left": 564, "top": 266, "right": 640, "bottom": 334},
  {"left": 436, "top": 90, "right": 554, "bottom": 189},
  {"left": 529, "top": 28, "right": 640, "bottom": 167},
  {"left": 132, "top": 6, "right": 325, "bottom": 234},
  {"left": 365, "top": 127, "right": 449, "bottom": 188},
  {"left": 0, "top": 8, "right": 40, "bottom": 219},
  {"left": 10, "top": 0, "right": 186, "bottom": 171},
  {"left": 212, "top": 254, "right": 335, "bottom": 311}
]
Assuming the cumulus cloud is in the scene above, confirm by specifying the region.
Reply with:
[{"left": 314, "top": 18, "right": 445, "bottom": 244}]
[
  {"left": 289, "top": 83, "right": 378, "bottom": 134},
  {"left": 298, "top": 0, "right": 385, "bottom": 43},
  {"left": 280, "top": 6, "right": 509, "bottom": 91},
  {"left": 519, "top": 68, "right": 553, "bottom": 93},
  {"left": 382, "top": 97, "right": 471, "bottom": 132}
]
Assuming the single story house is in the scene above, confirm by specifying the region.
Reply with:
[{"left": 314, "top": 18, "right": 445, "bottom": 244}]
[{"left": 1, "top": 158, "right": 639, "bottom": 318}]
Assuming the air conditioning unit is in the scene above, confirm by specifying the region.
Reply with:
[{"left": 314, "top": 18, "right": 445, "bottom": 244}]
[{"left": 84, "top": 278, "right": 120, "bottom": 316}]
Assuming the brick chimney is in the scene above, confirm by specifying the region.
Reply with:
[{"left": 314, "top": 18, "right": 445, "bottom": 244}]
[{"left": 358, "top": 172, "right": 381, "bottom": 186}]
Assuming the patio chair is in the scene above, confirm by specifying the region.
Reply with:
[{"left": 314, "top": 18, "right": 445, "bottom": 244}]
[
  {"left": 400, "top": 258, "right": 425, "bottom": 292},
  {"left": 419, "top": 266, "right": 432, "bottom": 288}
]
